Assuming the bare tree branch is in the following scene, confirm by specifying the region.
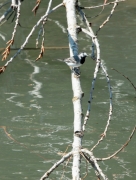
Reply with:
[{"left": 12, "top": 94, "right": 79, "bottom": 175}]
[
  {"left": 96, "top": 126, "right": 136, "bottom": 161},
  {"left": 2, "top": 0, "right": 21, "bottom": 61},
  {"left": 0, "top": 3, "right": 63, "bottom": 74},
  {"left": 96, "top": 1, "right": 119, "bottom": 35},
  {"left": 81, "top": 149, "right": 108, "bottom": 180},
  {"left": 40, "top": 151, "right": 73, "bottom": 180},
  {"left": 76, "top": 8, "right": 113, "bottom": 140},
  {"left": 82, "top": 0, "right": 125, "bottom": 9},
  {"left": 112, "top": 68, "right": 136, "bottom": 92},
  {"left": 36, "top": 0, "right": 53, "bottom": 61},
  {"left": 81, "top": 151, "right": 101, "bottom": 180}
]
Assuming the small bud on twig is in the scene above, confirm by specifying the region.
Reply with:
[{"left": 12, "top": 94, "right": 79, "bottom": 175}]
[
  {"left": 32, "top": 0, "right": 41, "bottom": 15},
  {"left": 2, "top": 39, "right": 14, "bottom": 61},
  {"left": 36, "top": 44, "right": 45, "bottom": 61}
]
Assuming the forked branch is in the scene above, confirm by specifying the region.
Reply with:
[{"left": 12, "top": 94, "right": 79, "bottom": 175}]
[{"left": 76, "top": 8, "right": 113, "bottom": 141}]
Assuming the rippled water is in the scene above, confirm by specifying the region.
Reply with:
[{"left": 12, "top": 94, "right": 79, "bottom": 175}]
[{"left": 0, "top": 0, "right": 136, "bottom": 180}]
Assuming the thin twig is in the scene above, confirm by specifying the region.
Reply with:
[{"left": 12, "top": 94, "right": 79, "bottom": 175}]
[
  {"left": 36, "top": 43, "right": 45, "bottom": 61},
  {"left": 80, "top": 151, "right": 89, "bottom": 180},
  {"left": 58, "top": 145, "right": 72, "bottom": 179},
  {"left": 76, "top": 7, "right": 114, "bottom": 155},
  {"left": 40, "top": 151, "right": 73, "bottom": 180},
  {"left": 85, "top": 0, "right": 108, "bottom": 20},
  {"left": 36, "top": 0, "right": 53, "bottom": 48},
  {"left": 0, "top": 7, "right": 13, "bottom": 24},
  {"left": 96, "top": 1, "right": 118, "bottom": 35},
  {"left": 81, "top": 151, "right": 101, "bottom": 180},
  {"left": 60, "top": 155, "right": 72, "bottom": 180},
  {"left": 91, "top": 64, "right": 113, "bottom": 152},
  {"left": 2, "top": 0, "right": 21, "bottom": 61},
  {"left": 81, "top": 149, "right": 108, "bottom": 180},
  {"left": 0, "top": 126, "right": 48, "bottom": 161},
  {"left": 76, "top": 7, "right": 101, "bottom": 132},
  {"left": 96, "top": 126, "right": 136, "bottom": 161},
  {"left": 112, "top": 68, "right": 136, "bottom": 91},
  {"left": 6, "top": 10, "right": 15, "bottom": 21},
  {"left": 36, "top": 0, "right": 53, "bottom": 60},
  {"left": 32, "top": 0, "right": 42, "bottom": 15},
  {"left": 0, "top": 0, "right": 10, "bottom": 10},
  {"left": 11, "top": 9, "right": 17, "bottom": 22},
  {"left": 57, "top": 144, "right": 71, "bottom": 157},
  {"left": 76, "top": 7, "right": 113, "bottom": 150},
  {"left": 82, "top": 0, "right": 125, "bottom": 9}
]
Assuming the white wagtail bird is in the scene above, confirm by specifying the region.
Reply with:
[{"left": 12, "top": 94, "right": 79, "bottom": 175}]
[{"left": 58, "top": 52, "right": 88, "bottom": 68}]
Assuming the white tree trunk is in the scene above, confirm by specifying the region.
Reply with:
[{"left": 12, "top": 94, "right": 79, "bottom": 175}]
[
  {"left": 64, "top": 0, "right": 82, "bottom": 179},
  {"left": 71, "top": 74, "right": 83, "bottom": 180}
]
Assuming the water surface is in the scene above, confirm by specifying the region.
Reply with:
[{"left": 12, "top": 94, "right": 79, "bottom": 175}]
[{"left": 0, "top": 0, "right": 136, "bottom": 179}]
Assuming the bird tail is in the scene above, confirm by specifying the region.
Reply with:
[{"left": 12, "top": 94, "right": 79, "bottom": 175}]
[{"left": 57, "top": 59, "right": 64, "bottom": 62}]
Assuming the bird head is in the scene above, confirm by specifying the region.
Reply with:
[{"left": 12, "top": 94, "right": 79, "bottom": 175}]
[
  {"left": 79, "top": 52, "right": 88, "bottom": 64},
  {"left": 79, "top": 52, "right": 88, "bottom": 58}
]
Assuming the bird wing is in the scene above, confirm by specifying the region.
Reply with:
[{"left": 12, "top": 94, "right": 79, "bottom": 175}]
[{"left": 64, "top": 56, "right": 80, "bottom": 64}]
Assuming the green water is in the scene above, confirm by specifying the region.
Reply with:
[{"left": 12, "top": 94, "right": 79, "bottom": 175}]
[{"left": 0, "top": 0, "right": 135, "bottom": 179}]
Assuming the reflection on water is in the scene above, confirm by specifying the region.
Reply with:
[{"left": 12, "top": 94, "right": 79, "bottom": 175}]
[
  {"left": 0, "top": 0, "right": 136, "bottom": 180},
  {"left": 112, "top": 158, "right": 133, "bottom": 180},
  {"left": 25, "top": 59, "right": 43, "bottom": 99},
  {"left": 48, "top": 18, "right": 67, "bottom": 34},
  {"left": 5, "top": 58, "right": 43, "bottom": 110},
  {"left": 11, "top": 115, "right": 33, "bottom": 123},
  {"left": 0, "top": 32, "right": 5, "bottom": 41},
  {"left": 6, "top": 92, "right": 25, "bottom": 108}
]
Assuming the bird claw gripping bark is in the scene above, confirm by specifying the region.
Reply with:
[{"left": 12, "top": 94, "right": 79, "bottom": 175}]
[{"left": 72, "top": 67, "right": 81, "bottom": 77}]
